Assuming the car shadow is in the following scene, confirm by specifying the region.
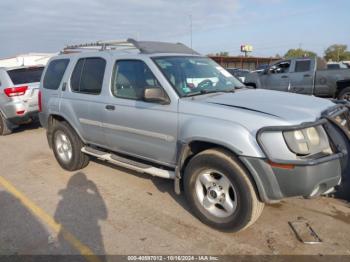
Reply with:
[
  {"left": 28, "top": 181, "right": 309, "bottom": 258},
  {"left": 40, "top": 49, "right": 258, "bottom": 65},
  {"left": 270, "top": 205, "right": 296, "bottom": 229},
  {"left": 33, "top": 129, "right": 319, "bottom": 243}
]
[
  {"left": 54, "top": 172, "right": 108, "bottom": 256},
  {"left": 0, "top": 191, "right": 52, "bottom": 254},
  {"left": 12, "top": 120, "right": 42, "bottom": 134}
]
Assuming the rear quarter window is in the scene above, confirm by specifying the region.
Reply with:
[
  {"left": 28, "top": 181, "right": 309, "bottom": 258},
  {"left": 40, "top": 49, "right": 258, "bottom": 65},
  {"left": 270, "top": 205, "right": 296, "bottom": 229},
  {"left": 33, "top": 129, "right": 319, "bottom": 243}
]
[
  {"left": 43, "top": 59, "right": 70, "bottom": 90},
  {"left": 295, "top": 60, "right": 311, "bottom": 72},
  {"left": 7, "top": 67, "right": 44, "bottom": 85}
]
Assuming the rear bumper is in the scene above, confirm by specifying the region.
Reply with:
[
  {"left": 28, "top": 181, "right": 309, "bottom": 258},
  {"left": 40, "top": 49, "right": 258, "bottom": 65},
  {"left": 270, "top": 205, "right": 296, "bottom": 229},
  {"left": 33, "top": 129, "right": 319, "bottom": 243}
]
[
  {"left": 240, "top": 156, "right": 342, "bottom": 203},
  {"left": 2, "top": 100, "right": 39, "bottom": 124},
  {"left": 7, "top": 111, "right": 38, "bottom": 125}
]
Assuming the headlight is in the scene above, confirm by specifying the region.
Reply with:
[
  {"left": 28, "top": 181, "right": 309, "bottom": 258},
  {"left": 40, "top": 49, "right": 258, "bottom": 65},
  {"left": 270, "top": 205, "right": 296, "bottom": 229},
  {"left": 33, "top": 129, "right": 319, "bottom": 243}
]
[{"left": 283, "top": 126, "right": 331, "bottom": 156}]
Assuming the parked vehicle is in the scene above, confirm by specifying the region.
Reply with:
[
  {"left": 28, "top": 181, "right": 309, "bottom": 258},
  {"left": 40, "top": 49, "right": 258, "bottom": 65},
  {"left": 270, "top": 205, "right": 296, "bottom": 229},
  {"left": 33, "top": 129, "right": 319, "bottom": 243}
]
[
  {"left": 245, "top": 57, "right": 350, "bottom": 100},
  {"left": 0, "top": 65, "right": 44, "bottom": 135},
  {"left": 39, "top": 39, "right": 350, "bottom": 232},
  {"left": 226, "top": 68, "right": 250, "bottom": 83},
  {"left": 327, "top": 62, "right": 349, "bottom": 70}
]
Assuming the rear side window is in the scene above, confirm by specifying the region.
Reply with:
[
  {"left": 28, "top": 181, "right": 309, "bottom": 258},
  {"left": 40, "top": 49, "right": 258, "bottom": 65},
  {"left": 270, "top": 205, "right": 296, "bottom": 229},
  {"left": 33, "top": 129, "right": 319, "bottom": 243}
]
[
  {"left": 7, "top": 67, "right": 44, "bottom": 85},
  {"left": 70, "top": 57, "right": 106, "bottom": 95},
  {"left": 295, "top": 60, "right": 311, "bottom": 72},
  {"left": 43, "top": 59, "right": 70, "bottom": 90}
]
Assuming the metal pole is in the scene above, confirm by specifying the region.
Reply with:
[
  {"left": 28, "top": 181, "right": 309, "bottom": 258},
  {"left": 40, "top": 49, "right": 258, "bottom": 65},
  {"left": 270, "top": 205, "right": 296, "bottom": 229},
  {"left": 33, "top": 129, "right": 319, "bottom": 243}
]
[{"left": 190, "top": 14, "right": 193, "bottom": 49}]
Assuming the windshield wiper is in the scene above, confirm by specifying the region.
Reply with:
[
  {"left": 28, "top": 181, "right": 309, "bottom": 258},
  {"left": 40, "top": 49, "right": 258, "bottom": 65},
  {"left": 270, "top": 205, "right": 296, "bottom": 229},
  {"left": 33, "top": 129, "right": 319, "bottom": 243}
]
[{"left": 183, "top": 88, "right": 235, "bottom": 97}]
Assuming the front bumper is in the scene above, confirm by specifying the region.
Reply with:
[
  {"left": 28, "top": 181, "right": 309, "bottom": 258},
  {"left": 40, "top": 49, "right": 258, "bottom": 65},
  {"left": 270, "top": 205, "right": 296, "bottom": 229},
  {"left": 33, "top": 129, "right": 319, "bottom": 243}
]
[
  {"left": 246, "top": 103, "right": 350, "bottom": 203},
  {"left": 240, "top": 156, "right": 342, "bottom": 203}
]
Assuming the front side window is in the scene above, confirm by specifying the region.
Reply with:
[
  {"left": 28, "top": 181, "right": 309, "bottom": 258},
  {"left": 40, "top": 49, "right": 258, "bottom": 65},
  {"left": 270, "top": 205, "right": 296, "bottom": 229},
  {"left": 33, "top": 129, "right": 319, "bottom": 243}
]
[
  {"left": 70, "top": 57, "right": 106, "bottom": 95},
  {"left": 153, "top": 56, "right": 244, "bottom": 97},
  {"left": 112, "top": 60, "right": 162, "bottom": 100},
  {"left": 270, "top": 61, "right": 291, "bottom": 74},
  {"left": 43, "top": 59, "right": 69, "bottom": 90}
]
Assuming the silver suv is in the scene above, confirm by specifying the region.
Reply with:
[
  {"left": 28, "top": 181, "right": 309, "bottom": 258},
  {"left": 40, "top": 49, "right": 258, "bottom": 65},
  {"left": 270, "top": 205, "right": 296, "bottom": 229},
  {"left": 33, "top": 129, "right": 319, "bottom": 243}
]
[
  {"left": 0, "top": 66, "right": 44, "bottom": 135},
  {"left": 39, "top": 39, "right": 350, "bottom": 232}
]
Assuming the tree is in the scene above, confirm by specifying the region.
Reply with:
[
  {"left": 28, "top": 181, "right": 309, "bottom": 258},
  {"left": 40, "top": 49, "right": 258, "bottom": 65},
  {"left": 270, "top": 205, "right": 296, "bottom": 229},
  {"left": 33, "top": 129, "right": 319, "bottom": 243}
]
[
  {"left": 284, "top": 48, "right": 317, "bottom": 58},
  {"left": 324, "top": 44, "right": 350, "bottom": 62}
]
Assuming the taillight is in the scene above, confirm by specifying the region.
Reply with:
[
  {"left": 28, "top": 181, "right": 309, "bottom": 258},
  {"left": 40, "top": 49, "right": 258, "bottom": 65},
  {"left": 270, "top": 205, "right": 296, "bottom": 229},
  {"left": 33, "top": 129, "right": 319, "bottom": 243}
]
[
  {"left": 4, "top": 86, "right": 28, "bottom": 97},
  {"left": 38, "top": 90, "right": 42, "bottom": 112}
]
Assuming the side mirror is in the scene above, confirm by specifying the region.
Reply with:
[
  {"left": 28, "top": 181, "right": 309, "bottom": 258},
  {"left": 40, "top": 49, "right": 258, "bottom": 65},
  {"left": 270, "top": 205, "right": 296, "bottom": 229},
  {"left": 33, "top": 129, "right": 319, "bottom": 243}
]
[{"left": 143, "top": 87, "right": 170, "bottom": 104}]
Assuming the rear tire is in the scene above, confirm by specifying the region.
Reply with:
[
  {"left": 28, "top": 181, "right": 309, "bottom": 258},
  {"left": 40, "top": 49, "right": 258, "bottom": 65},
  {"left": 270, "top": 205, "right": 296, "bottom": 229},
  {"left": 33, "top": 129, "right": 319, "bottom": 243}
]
[
  {"left": 51, "top": 121, "right": 89, "bottom": 171},
  {"left": 0, "top": 113, "right": 12, "bottom": 136},
  {"left": 183, "top": 148, "right": 264, "bottom": 232},
  {"left": 337, "top": 87, "right": 350, "bottom": 101}
]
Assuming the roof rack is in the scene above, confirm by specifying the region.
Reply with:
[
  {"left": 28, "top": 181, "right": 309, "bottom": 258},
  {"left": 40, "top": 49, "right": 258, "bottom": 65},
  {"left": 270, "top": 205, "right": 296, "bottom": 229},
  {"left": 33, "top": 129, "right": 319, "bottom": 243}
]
[{"left": 62, "top": 39, "right": 199, "bottom": 55}]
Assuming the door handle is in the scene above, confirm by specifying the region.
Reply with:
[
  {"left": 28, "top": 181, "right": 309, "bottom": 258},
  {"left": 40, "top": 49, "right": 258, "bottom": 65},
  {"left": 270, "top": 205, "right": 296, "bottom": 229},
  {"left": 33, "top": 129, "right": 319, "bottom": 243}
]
[
  {"left": 281, "top": 75, "right": 288, "bottom": 79},
  {"left": 105, "top": 105, "right": 115, "bottom": 111},
  {"left": 304, "top": 74, "right": 311, "bottom": 77}
]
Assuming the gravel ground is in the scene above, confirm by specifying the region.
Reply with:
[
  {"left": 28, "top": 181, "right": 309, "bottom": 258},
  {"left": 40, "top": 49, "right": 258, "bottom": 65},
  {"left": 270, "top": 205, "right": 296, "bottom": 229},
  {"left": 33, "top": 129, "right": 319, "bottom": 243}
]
[{"left": 0, "top": 123, "right": 349, "bottom": 256}]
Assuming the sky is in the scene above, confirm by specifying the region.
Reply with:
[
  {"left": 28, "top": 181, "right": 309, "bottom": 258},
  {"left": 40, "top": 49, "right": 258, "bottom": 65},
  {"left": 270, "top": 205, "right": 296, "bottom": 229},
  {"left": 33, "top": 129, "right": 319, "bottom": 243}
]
[{"left": 0, "top": 0, "right": 349, "bottom": 58}]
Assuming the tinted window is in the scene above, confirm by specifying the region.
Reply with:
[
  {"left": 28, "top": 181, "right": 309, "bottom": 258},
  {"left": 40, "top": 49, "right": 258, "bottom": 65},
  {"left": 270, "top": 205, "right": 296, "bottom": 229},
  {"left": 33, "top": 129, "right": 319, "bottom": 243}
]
[
  {"left": 295, "top": 60, "right": 311, "bottom": 72},
  {"left": 270, "top": 61, "right": 290, "bottom": 74},
  {"left": 112, "top": 60, "right": 161, "bottom": 100},
  {"left": 70, "top": 58, "right": 106, "bottom": 94},
  {"left": 43, "top": 59, "right": 69, "bottom": 90},
  {"left": 7, "top": 67, "right": 44, "bottom": 85},
  {"left": 70, "top": 59, "right": 84, "bottom": 92},
  {"left": 327, "top": 64, "right": 340, "bottom": 70}
]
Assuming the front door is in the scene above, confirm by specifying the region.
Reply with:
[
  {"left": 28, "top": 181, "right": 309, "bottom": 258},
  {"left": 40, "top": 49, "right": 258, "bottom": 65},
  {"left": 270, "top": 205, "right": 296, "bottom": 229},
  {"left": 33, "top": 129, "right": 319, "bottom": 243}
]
[
  {"left": 261, "top": 60, "right": 291, "bottom": 92},
  {"left": 102, "top": 59, "right": 178, "bottom": 166}
]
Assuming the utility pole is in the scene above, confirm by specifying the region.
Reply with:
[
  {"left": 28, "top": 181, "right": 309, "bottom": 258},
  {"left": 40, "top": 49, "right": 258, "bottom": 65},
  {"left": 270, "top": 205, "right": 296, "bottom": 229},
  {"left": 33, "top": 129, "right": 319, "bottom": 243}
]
[
  {"left": 337, "top": 48, "right": 340, "bottom": 62},
  {"left": 189, "top": 14, "right": 193, "bottom": 49}
]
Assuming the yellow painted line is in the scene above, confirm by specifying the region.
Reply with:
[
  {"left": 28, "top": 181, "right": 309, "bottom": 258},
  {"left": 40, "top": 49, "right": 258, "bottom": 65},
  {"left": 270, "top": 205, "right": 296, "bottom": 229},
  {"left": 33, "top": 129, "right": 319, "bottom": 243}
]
[{"left": 0, "top": 176, "right": 101, "bottom": 262}]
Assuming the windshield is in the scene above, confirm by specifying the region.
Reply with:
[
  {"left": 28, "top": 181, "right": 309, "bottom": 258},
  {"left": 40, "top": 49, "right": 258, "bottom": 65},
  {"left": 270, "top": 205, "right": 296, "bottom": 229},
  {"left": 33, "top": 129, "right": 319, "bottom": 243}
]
[{"left": 153, "top": 56, "right": 244, "bottom": 97}]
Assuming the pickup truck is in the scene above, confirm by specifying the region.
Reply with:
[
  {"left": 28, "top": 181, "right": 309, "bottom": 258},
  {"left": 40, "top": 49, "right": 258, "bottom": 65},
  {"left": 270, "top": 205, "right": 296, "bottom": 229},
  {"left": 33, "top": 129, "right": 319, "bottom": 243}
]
[{"left": 244, "top": 57, "right": 350, "bottom": 100}]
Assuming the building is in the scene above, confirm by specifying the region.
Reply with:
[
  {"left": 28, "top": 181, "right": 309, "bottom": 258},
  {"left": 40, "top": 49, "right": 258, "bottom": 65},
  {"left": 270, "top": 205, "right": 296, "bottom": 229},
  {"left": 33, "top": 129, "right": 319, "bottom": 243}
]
[
  {"left": 209, "top": 56, "right": 280, "bottom": 70},
  {"left": 0, "top": 53, "right": 55, "bottom": 68}
]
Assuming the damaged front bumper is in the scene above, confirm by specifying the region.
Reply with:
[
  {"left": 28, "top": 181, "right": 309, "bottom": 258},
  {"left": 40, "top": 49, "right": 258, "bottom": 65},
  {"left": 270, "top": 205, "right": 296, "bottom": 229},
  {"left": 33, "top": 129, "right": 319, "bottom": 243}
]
[{"left": 244, "top": 103, "right": 350, "bottom": 203}]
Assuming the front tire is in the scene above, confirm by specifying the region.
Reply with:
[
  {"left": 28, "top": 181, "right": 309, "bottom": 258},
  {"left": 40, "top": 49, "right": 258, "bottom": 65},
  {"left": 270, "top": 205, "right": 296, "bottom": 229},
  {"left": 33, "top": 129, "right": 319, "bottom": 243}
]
[
  {"left": 51, "top": 121, "right": 89, "bottom": 171},
  {"left": 184, "top": 148, "right": 264, "bottom": 232},
  {"left": 338, "top": 87, "right": 350, "bottom": 101}
]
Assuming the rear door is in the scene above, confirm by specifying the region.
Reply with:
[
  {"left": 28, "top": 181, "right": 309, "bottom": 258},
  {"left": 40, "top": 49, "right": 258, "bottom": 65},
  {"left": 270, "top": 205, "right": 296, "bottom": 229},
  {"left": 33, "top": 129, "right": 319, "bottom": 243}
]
[
  {"left": 41, "top": 59, "right": 70, "bottom": 114},
  {"left": 60, "top": 55, "right": 109, "bottom": 146},
  {"left": 289, "top": 58, "right": 315, "bottom": 95}
]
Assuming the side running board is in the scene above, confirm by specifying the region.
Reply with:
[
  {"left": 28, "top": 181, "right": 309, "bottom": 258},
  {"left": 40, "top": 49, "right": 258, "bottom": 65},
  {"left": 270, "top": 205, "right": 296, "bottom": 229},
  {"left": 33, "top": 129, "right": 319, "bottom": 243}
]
[{"left": 81, "top": 146, "right": 175, "bottom": 180}]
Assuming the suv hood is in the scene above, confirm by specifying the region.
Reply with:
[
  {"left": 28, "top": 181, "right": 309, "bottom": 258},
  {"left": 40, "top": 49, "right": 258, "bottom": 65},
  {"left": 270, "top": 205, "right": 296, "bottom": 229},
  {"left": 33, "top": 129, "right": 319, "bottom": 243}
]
[{"left": 204, "top": 89, "right": 335, "bottom": 122}]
